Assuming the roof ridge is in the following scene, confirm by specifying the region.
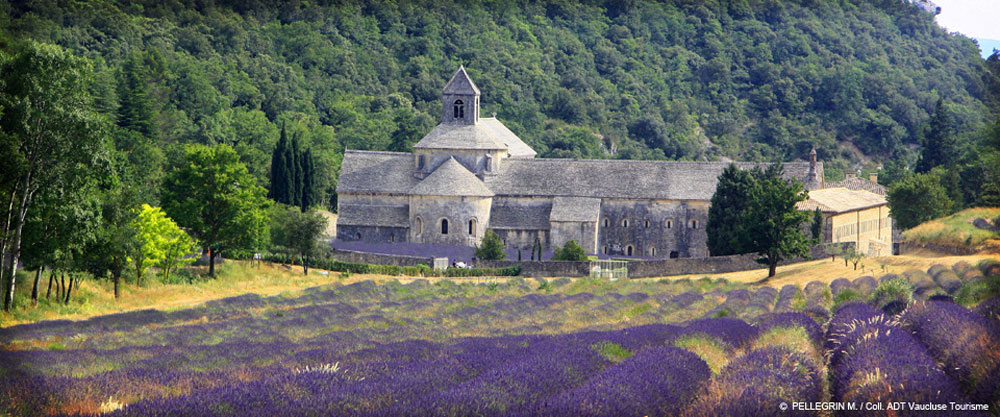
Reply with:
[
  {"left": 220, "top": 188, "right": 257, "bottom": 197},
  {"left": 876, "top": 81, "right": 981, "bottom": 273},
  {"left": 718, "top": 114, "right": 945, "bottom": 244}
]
[
  {"left": 344, "top": 149, "right": 412, "bottom": 156},
  {"left": 506, "top": 158, "right": 813, "bottom": 165}
]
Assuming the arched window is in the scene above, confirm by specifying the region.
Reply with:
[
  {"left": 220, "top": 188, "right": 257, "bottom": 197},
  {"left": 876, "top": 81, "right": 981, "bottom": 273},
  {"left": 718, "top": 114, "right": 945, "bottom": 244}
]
[
  {"left": 453, "top": 100, "right": 465, "bottom": 119},
  {"left": 415, "top": 217, "right": 423, "bottom": 235},
  {"left": 688, "top": 219, "right": 698, "bottom": 229},
  {"left": 622, "top": 218, "right": 629, "bottom": 228},
  {"left": 602, "top": 245, "right": 608, "bottom": 255},
  {"left": 664, "top": 218, "right": 673, "bottom": 229},
  {"left": 355, "top": 232, "right": 361, "bottom": 240},
  {"left": 644, "top": 219, "right": 649, "bottom": 228},
  {"left": 441, "top": 218, "right": 449, "bottom": 235},
  {"left": 603, "top": 217, "right": 610, "bottom": 228},
  {"left": 390, "top": 234, "right": 395, "bottom": 242},
  {"left": 468, "top": 218, "right": 477, "bottom": 235},
  {"left": 626, "top": 245, "right": 634, "bottom": 257},
  {"left": 649, "top": 247, "right": 656, "bottom": 257}
]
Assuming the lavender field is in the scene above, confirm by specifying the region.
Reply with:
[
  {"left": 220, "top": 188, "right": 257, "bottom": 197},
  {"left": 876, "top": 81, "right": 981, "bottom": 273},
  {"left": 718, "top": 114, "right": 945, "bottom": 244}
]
[{"left": 2, "top": 261, "right": 999, "bottom": 417}]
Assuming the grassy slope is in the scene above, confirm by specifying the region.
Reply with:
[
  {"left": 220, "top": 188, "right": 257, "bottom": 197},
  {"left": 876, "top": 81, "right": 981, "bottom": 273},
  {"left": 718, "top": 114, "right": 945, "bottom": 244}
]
[{"left": 902, "top": 207, "right": 1000, "bottom": 251}]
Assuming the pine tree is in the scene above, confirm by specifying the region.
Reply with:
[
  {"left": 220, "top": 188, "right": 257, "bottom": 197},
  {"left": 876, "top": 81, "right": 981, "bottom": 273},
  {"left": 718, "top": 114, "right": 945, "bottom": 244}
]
[
  {"left": 707, "top": 164, "right": 756, "bottom": 256},
  {"left": 116, "top": 54, "right": 157, "bottom": 137}
]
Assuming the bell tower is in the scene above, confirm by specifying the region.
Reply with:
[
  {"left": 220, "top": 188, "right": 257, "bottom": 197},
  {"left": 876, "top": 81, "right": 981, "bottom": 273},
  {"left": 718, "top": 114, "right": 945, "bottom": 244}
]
[{"left": 442, "top": 65, "right": 480, "bottom": 125}]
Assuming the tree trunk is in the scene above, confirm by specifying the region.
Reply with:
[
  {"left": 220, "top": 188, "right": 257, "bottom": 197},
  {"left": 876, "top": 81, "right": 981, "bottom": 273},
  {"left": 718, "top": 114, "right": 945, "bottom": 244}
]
[
  {"left": 303, "top": 255, "right": 309, "bottom": 275},
  {"left": 2, "top": 179, "right": 33, "bottom": 312},
  {"left": 768, "top": 260, "right": 778, "bottom": 278},
  {"left": 59, "top": 272, "right": 65, "bottom": 299},
  {"left": 135, "top": 256, "right": 143, "bottom": 286},
  {"left": 31, "top": 266, "right": 43, "bottom": 306},
  {"left": 64, "top": 274, "right": 74, "bottom": 304},
  {"left": 209, "top": 251, "right": 217, "bottom": 277},
  {"left": 46, "top": 269, "right": 54, "bottom": 299},
  {"left": 112, "top": 268, "right": 120, "bottom": 299}
]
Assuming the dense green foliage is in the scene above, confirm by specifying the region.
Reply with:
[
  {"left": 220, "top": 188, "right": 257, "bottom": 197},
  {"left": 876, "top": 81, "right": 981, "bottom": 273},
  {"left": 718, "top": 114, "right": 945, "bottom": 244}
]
[
  {"left": 707, "top": 164, "right": 812, "bottom": 277},
  {"left": 811, "top": 208, "right": 824, "bottom": 240},
  {"left": 552, "top": 240, "right": 589, "bottom": 261},
  {"left": 887, "top": 171, "right": 955, "bottom": 230},
  {"left": 162, "top": 144, "right": 271, "bottom": 276},
  {"left": 269, "top": 205, "right": 329, "bottom": 274},
  {"left": 474, "top": 230, "right": 507, "bottom": 261},
  {"left": 707, "top": 164, "right": 757, "bottom": 256},
  {"left": 3, "top": 0, "right": 997, "bottom": 192}
]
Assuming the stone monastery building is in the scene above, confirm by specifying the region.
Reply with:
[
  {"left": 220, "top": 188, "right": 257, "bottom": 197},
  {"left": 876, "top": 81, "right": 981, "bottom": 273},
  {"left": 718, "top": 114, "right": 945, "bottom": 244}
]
[{"left": 337, "top": 67, "right": 840, "bottom": 258}]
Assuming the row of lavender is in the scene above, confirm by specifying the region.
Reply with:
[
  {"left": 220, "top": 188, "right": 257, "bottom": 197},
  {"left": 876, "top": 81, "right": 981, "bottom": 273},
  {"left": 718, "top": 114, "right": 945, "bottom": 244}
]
[{"left": 4, "top": 314, "right": 832, "bottom": 417}]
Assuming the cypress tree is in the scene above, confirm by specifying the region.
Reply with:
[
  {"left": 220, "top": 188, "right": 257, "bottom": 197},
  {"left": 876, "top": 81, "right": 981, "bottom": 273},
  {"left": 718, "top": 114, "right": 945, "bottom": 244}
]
[
  {"left": 915, "top": 98, "right": 957, "bottom": 173},
  {"left": 811, "top": 207, "right": 823, "bottom": 241},
  {"left": 290, "top": 135, "right": 303, "bottom": 207},
  {"left": 269, "top": 125, "right": 290, "bottom": 204},
  {"left": 300, "top": 149, "right": 315, "bottom": 212},
  {"left": 707, "top": 164, "right": 756, "bottom": 256}
]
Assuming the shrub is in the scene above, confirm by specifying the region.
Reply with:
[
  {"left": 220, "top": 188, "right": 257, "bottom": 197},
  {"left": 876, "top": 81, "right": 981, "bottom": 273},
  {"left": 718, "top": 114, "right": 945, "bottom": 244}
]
[
  {"left": 852, "top": 275, "right": 877, "bottom": 295},
  {"left": 933, "top": 270, "right": 962, "bottom": 294},
  {"left": 870, "top": 277, "right": 913, "bottom": 309},
  {"left": 474, "top": 230, "right": 506, "bottom": 260},
  {"left": 833, "top": 288, "right": 861, "bottom": 310},
  {"left": 830, "top": 278, "right": 851, "bottom": 296},
  {"left": 928, "top": 263, "right": 949, "bottom": 278},
  {"left": 551, "top": 240, "right": 588, "bottom": 261}
]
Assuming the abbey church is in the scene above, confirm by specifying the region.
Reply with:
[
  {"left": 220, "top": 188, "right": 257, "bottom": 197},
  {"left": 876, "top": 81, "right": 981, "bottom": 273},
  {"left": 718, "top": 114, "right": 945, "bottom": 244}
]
[{"left": 336, "top": 66, "right": 831, "bottom": 258}]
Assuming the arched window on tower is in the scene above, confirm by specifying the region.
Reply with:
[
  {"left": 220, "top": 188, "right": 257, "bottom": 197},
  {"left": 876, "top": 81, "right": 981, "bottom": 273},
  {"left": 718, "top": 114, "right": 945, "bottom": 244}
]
[
  {"left": 454, "top": 100, "right": 465, "bottom": 119},
  {"left": 441, "top": 218, "right": 449, "bottom": 235}
]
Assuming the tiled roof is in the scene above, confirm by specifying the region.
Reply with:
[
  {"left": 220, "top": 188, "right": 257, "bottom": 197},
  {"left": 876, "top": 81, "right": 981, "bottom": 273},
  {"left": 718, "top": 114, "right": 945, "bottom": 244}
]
[
  {"left": 827, "top": 176, "right": 887, "bottom": 196},
  {"left": 549, "top": 197, "right": 601, "bottom": 222},
  {"left": 489, "top": 200, "right": 551, "bottom": 230},
  {"left": 797, "top": 187, "right": 887, "bottom": 213},
  {"left": 484, "top": 159, "right": 820, "bottom": 200},
  {"left": 410, "top": 157, "right": 494, "bottom": 197},
  {"left": 442, "top": 65, "right": 480, "bottom": 95},
  {"left": 335, "top": 150, "right": 419, "bottom": 195}
]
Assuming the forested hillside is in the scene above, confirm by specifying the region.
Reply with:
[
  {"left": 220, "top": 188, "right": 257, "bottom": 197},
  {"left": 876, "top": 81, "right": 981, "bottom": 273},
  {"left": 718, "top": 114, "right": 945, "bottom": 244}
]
[{"left": 2, "top": 0, "right": 998, "bottom": 209}]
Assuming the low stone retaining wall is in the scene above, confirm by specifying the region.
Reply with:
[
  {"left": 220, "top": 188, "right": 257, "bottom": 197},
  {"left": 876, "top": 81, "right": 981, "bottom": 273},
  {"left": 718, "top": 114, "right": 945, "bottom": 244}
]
[
  {"left": 478, "top": 260, "right": 592, "bottom": 277},
  {"left": 899, "top": 241, "right": 979, "bottom": 256},
  {"left": 327, "top": 249, "right": 433, "bottom": 267}
]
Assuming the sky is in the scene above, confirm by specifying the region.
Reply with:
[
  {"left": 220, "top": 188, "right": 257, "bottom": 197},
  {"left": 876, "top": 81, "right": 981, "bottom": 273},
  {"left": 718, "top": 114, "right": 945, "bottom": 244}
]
[{"left": 932, "top": 0, "right": 1000, "bottom": 58}]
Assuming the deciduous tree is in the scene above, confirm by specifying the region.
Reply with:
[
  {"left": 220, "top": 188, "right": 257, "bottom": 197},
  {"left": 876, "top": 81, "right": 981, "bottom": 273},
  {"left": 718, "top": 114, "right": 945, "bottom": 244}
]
[{"left": 162, "top": 144, "right": 270, "bottom": 277}]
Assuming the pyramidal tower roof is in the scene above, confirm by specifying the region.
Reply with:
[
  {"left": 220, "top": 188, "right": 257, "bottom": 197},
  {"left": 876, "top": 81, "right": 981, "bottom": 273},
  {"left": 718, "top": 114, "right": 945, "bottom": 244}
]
[
  {"left": 410, "top": 157, "right": 494, "bottom": 197},
  {"left": 442, "top": 65, "right": 480, "bottom": 95}
]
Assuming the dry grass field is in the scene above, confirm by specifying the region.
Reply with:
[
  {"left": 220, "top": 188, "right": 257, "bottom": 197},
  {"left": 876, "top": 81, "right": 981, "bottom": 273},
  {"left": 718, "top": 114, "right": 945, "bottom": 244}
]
[{"left": 903, "top": 207, "right": 1000, "bottom": 251}]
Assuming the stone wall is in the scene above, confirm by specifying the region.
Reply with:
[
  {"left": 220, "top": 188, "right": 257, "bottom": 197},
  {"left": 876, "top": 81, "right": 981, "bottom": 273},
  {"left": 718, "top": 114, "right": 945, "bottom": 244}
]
[
  {"left": 899, "top": 241, "right": 979, "bottom": 256},
  {"left": 337, "top": 225, "right": 409, "bottom": 244},
  {"left": 328, "top": 248, "right": 433, "bottom": 267}
]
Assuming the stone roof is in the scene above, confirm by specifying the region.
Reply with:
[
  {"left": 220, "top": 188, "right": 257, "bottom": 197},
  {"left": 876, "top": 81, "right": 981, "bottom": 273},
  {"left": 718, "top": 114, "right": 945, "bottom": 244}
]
[
  {"left": 480, "top": 118, "right": 537, "bottom": 157},
  {"left": 337, "top": 204, "right": 409, "bottom": 227},
  {"left": 410, "top": 157, "right": 494, "bottom": 197},
  {"left": 797, "top": 187, "right": 887, "bottom": 213},
  {"left": 549, "top": 197, "right": 601, "bottom": 222},
  {"left": 826, "top": 175, "right": 886, "bottom": 196},
  {"left": 413, "top": 118, "right": 527, "bottom": 151},
  {"left": 489, "top": 200, "right": 551, "bottom": 230},
  {"left": 442, "top": 66, "right": 480, "bottom": 95},
  {"left": 484, "top": 159, "right": 819, "bottom": 200},
  {"left": 336, "top": 151, "right": 821, "bottom": 201},
  {"left": 336, "top": 150, "right": 419, "bottom": 195}
]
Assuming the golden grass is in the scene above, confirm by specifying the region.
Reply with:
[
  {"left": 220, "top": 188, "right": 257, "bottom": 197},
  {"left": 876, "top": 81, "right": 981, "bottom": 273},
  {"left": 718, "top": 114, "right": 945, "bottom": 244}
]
[
  {"left": 903, "top": 207, "right": 1000, "bottom": 251},
  {"left": 673, "top": 335, "right": 731, "bottom": 375},
  {"left": 641, "top": 254, "right": 999, "bottom": 289},
  {"left": 753, "top": 326, "right": 822, "bottom": 365},
  {"left": 0, "top": 261, "right": 426, "bottom": 328}
]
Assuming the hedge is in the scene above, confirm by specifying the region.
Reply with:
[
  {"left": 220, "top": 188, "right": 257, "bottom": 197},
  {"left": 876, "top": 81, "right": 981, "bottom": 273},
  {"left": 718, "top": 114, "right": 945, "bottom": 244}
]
[{"left": 263, "top": 253, "right": 520, "bottom": 277}]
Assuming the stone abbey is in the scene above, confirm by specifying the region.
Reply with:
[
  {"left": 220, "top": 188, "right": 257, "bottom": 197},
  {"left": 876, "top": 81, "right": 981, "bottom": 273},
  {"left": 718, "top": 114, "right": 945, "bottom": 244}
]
[{"left": 336, "top": 66, "right": 831, "bottom": 258}]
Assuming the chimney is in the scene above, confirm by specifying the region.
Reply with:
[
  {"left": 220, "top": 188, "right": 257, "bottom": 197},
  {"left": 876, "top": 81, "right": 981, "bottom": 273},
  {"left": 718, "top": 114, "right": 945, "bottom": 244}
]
[{"left": 869, "top": 173, "right": 878, "bottom": 183}]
